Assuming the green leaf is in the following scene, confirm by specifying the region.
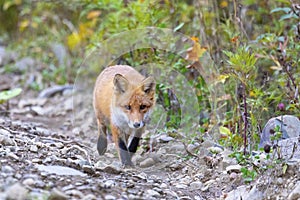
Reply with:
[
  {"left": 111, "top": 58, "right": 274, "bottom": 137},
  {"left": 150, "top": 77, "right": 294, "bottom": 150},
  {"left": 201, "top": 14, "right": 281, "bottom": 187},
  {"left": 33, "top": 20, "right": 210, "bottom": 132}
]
[
  {"left": 282, "top": 164, "right": 288, "bottom": 174},
  {"left": 173, "top": 23, "right": 185, "bottom": 32},
  {"left": 219, "top": 126, "right": 231, "bottom": 136},
  {"left": 274, "top": 0, "right": 291, "bottom": 4},
  {"left": 280, "top": 13, "right": 298, "bottom": 21},
  {"left": 271, "top": 7, "right": 291, "bottom": 14},
  {"left": 0, "top": 88, "right": 22, "bottom": 103}
]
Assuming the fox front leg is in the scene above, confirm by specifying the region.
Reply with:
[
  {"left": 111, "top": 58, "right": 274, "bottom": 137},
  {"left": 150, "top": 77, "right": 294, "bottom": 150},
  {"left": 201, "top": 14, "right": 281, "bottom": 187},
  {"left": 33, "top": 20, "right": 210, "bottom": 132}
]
[
  {"left": 97, "top": 122, "right": 107, "bottom": 155},
  {"left": 112, "top": 126, "right": 133, "bottom": 166},
  {"left": 128, "top": 128, "right": 144, "bottom": 153}
]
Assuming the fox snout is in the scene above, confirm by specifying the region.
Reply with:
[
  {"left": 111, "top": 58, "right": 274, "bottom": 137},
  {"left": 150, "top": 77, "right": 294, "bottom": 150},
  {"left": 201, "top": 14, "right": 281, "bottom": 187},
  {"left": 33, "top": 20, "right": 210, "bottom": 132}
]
[{"left": 130, "top": 120, "right": 145, "bottom": 129}]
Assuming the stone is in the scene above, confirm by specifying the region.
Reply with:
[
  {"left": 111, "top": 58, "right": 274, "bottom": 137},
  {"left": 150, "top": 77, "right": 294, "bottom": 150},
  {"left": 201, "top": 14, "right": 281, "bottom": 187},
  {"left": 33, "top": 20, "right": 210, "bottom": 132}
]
[
  {"left": 158, "top": 134, "right": 175, "bottom": 143},
  {"left": 48, "top": 188, "right": 68, "bottom": 200},
  {"left": 50, "top": 43, "right": 70, "bottom": 67},
  {"left": 175, "top": 184, "right": 188, "bottom": 189},
  {"left": 190, "top": 181, "right": 203, "bottom": 190},
  {"left": 229, "top": 172, "right": 238, "bottom": 180},
  {"left": 7, "top": 152, "right": 19, "bottom": 161},
  {"left": 225, "top": 185, "right": 247, "bottom": 200},
  {"left": 30, "top": 145, "right": 38, "bottom": 153},
  {"left": 22, "top": 178, "right": 35, "bottom": 186},
  {"left": 160, "top": 183, "right": 168, "bottom": 189},
  {"left": 245, "top": 185, "right": 263, "bottom": 200},
  {"left": 5, "top": 183, "right": 28, "bottom": 200},
  {"left": 226, "top": 165, "right": 242, "bottom": 174},
  {"left": 169, "top": 143, "right": 185, "bottom": 153},
  {"left": 65, "top": 190, "right": 84, "bottom": 198},
  {"left": 208, "top": 146, "right": 223, "bottom": 154},
  {"left": 103, "top": 180, "right": 115, "bottom": 188},
  {"left": 36, "top": 164, "right": 87, "bottom": 176},
  {"left": 38, "top": 85, "right": 73, "bottom": 98},
  {"left": 15, "top": 57, "right": 35, "bottom": 72},
  {"left": 95, "top": 161, "right": 122, "bottom": 174},
  {"left": 288, "top": 181, "right": 300, "bottom": 200},
  {"left": 0, "top": 128, "right": 10, "bottom": 135},
  {"left": 82, "top": 165, "right": 94, "bottom": 174},
  {"left": 187, "top": 143, "right": 200, "bottom": 153},
  {"left": 277, "top": 177, "right": 284, "bottom": 185},
  {"left": 225, "top": 185, "right": 263, "bottom": 200},
  {"left": 2, "top": 165, "right": 14, "bottom": 173},
  {"left": 140, "top": 157, "right": 156, "bottom": 168},
  {"left": 259, "top": 115, "right": 300, "bottom": 148},
  {"left": 82, "top": 194, "right": 97, "bottom": 200},
  {"left": 104, "top": 194, "right": 116, "bottom": 200},
  {"left": 146, "top": 189, "right": 160, "bottom": 197},
  {"left": 0, "top": 135, "right": 14, "bottom": 146}
]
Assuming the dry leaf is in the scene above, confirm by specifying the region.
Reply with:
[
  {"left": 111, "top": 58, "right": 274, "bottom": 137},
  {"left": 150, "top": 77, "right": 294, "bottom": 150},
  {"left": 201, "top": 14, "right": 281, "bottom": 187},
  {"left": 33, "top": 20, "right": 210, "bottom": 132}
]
[
  {"left": 87, "top": 10, "right": 101, "bottom": 19},
  {"left": 186, "top": 37, "right": 207, "bottom": 62}
]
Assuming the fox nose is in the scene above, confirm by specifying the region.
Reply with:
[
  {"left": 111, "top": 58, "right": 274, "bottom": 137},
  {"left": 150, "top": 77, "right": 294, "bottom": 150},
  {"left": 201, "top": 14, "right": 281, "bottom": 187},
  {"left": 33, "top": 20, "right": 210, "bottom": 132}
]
[{"left": 133, "top": 122, "right": 141, "bottom": 128}]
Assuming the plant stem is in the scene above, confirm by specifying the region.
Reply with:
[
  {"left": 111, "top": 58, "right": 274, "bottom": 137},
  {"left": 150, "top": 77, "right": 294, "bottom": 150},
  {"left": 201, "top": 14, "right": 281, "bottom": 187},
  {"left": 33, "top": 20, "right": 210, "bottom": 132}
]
[{"left": 243, "top": 82, "right": 248, "bottom": 155}]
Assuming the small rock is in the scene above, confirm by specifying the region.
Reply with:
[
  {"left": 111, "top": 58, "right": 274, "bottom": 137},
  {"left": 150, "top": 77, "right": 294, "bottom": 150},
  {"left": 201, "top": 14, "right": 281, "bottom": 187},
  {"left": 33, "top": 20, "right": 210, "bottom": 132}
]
[
  {"left": 175, "top": 184, "right": 188, "bottom": 189},
  {"left": 95, "top": 161, "right": 122, "bottom": 174},
  {"left": 226, "top": 165, "right": 242, "bottom": 174},
  {"left": 32, "top": 158, "right": 42, "bottom": 163},
  {"left": 208, "top": 146, "right": 223, "bottom": 154},
  {"left": 31, "top": 106, "right": 45, "bottom": 115},
  {"left": 229, "top": 172, "right": 238, "bottom": 180},
  {"left": 277, "top": 177, "right": 284, "bottom": 185},
  {"left": 22, "top": 178, "right": 35, "bottom": 186},
  {"left": 225, "top": 185, "right": 247, "bottom": 200},
  {"left": 140, "top": 157, "right": 156, "bottom": 168},
  {"left": 169, "top": 143, "right": 185, "bottom": 153},
  {"left": 259, "top": 115, "right": 300, "bottom": 148},
  {"left": 158, "top": 134, "right": 174, "bottom": 143},
  {"left": 105, "top": 194, "right": 116, "bottom": 200},
  {"left": 133, "top": 172, "right": 147, "bottom": 180},
  {"left": 202, "top": 140, "right": 214, "bottom": 149},
  {"left": 7, "top": 152, "right": 19, "bottom": 161},
  {"left": 2, "top": 165, "right": 14, "bottom": 173},
  {"left": 36, "top": 164, "right": 86, "bottom": 176},
  {"left": 0, "top": 128, "right": 10, "bottom": 135},
  {"left": 30, "top": 145, "right": 38, "bottom": 153},
  {"left": 103, "top": 180, "right": 115, "bottom": 188},
  {"left": 15, "top": 57, "right": 35, "bottom": 72},
  {"left": 288, "top": 181, "right": 300, "bottom": 200},
  {"left": 190, "top": 181, "right": 203, "bottom": 190},
  {"left": 82, "top": 194, "right": 97, "bottom": 200},
  {"left": 65, "top": 190, "right": 84, "bottom": 198},
  {"left": 146, "top": 189, "right": 160, "bottom": 197},
  {"left": 187, "top": 143, "right": 200, "bottom": 152},
  {"left": 82, "top": 165, "right": 94, "bottom": 174},
  {"left": 245, "top": 185, "right": 263, "bottom": 200},
  {"left": 48, "top": 188, "right": 68, "bottom": 200},
  {"left": 0, "top": 135, "right": 14, "bottom": 146},
  {"left": 5, "top": 183, "right": 28, "bottom": 200},
  {"left": 160, "top": 183, "right": 168, "bottom": 189},
  {"left": 64, "top": 98, "right": 73, "bottom": 111},
  {"left": 38, "top": 85, "right": 73, "bottom": 98}
]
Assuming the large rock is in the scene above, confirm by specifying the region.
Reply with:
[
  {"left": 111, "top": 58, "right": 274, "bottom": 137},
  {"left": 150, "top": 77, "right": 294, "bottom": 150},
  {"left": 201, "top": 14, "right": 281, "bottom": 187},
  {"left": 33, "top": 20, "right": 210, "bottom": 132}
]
[
  {"left": 259, "top": 115, "right": 300, "bottom": 148},
  {"left": 225, "top": 185, "right": 263, "bottom": 200},
  {"left": 288, "top": 181, "right": 300, "bottom": 200}
]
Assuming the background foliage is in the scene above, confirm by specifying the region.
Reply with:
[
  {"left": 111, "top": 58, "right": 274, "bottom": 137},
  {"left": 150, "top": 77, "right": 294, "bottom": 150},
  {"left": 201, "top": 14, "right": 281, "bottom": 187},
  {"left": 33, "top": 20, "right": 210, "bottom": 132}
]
[{"left": 1, "top": 0, "right": 299, "bottom": 153}]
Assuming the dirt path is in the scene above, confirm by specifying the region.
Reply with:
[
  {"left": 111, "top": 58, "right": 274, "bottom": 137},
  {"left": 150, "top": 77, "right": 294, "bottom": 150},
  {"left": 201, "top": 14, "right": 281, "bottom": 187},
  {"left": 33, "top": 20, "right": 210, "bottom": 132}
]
[{"left": 1, "top": 75, "right": 300, "bottom": 200}]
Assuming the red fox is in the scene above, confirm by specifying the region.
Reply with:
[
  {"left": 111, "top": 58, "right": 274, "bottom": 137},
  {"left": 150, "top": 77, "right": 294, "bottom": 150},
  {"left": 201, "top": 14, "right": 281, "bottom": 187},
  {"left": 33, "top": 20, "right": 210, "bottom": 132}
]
[{"left": 93, "top": 65, "right": 156, "bottom": 166}]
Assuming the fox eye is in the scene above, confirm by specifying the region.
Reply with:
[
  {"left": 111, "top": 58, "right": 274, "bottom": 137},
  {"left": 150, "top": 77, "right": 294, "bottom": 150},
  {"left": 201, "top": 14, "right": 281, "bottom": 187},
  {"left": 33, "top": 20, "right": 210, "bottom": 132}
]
[
  {"left": 140, "top": 105, "right": 146, "bottom": 110},
  {"left": 125, "top": 105, "right": 131, "bottom": 110}
]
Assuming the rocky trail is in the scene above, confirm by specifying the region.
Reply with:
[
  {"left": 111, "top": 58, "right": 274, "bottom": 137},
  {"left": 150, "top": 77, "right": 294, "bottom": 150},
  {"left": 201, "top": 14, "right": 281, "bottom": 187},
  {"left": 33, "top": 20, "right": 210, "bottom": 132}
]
[{"left": 1, "top": 48, "right": 300, "bottom": 200}]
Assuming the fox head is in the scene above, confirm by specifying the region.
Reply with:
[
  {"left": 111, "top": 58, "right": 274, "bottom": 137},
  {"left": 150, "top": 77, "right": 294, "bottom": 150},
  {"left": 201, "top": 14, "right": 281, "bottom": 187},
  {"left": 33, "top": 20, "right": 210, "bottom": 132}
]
[{"left": 111, "top": 74, "right": 156, "bottom": 129}]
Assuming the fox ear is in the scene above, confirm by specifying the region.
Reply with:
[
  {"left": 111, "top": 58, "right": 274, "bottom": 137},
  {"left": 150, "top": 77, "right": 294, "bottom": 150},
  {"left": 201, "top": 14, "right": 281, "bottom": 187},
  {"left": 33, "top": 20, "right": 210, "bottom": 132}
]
[
  {"left": 142, "top": 76, "right": 156, "bottom": 94},
  {"left": 114, "top": 74, "right": 129, "bottom": 93}
]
